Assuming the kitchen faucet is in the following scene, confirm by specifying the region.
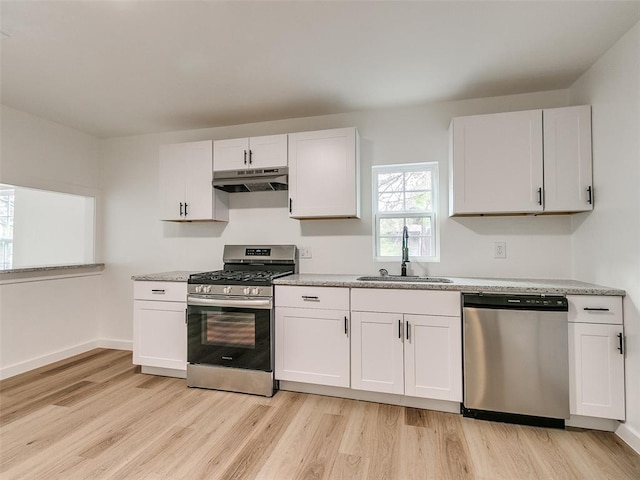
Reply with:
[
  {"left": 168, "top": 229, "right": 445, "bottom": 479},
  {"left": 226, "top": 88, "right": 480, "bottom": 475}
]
[{"left": 401, "top": 225, "right": 409, "bottom": 276}]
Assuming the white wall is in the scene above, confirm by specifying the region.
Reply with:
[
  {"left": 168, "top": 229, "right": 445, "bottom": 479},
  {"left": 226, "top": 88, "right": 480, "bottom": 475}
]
[
  {"left": 100, "top": 89, "right": 572, "bottom": 342},
  {"left": 0, "top": 275, "right": 103, "bottom": 378},
  {"left": 569, "top": 22, "right": 640, "bottom": 451},
  {"left": 0, "top": 105, "right": 104, "bottom": 378}
]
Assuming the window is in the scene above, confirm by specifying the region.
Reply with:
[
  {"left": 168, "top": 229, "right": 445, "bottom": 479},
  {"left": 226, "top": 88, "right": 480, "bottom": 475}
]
[
  {"left": 372, "top": 163, "right": 438, "bottom": 261},
  {"left": 0, "top": 185, "right": 15, "bottom": 269},
  {"left": 0, "top": 184, "right": 95, "bottom": 270}
]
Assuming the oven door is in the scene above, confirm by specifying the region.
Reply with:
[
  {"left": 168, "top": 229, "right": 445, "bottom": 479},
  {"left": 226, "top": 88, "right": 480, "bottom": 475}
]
[{"left": 187, "top": 295, "right": 272, "bottom": 372}]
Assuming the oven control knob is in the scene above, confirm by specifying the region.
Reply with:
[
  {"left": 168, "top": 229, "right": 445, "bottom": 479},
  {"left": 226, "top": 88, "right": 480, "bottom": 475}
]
[
  {"left": 223, "top": 286, "right": 232, "bottom": 295},
  {"left": 204, "top": 286, "right": 211, "bottom": 293},
  {"left": 243, "top": 287, "right": 251, "bottom": 295},
  {"left": 252, "top": 287, "right": 261, "bottom": 296},
  {"left": 195, "top": 285, "right": 202, "bottom": 293}
]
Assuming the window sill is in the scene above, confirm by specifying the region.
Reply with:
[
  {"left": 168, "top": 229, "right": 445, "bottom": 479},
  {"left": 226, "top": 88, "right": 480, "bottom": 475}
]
[
  {"left": 375, "top": 257, "right": 440, "bottom": 263},
  {"left": 0, "top": 263, "right": 105, "bottom": 283}
]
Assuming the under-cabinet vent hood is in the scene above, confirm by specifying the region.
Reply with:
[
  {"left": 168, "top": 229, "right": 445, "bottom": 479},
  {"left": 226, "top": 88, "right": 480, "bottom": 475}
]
[{"left": 212, "top": 167, "right": 288, "bottom": 193}]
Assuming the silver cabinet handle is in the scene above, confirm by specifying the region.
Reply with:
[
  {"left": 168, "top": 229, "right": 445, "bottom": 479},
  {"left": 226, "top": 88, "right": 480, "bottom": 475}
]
[
  {"left": 584, "top": 307, "right": 610, "bottom": 312},
  {"left": 151, "top": 289, "right": 165, "bottom": 294},
  {"left": 302, "top": 296, "right": 319, "bottom": 302},
  {"left": 406, "top": 320, "right": 410, "bottom": 341},
  {"left": 344, "top": 316, "right": 348, "bottom": 336}
]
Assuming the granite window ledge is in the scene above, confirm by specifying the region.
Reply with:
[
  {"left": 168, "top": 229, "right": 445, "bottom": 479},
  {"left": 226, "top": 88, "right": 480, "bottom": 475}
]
[{"left": 0, "top": 264, "right": 105, "bottom": 283}]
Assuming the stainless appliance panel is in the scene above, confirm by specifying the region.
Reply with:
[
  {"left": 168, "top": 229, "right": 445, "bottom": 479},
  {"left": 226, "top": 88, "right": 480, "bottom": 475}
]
[
  {"left": 187, "top": 364, "right": 275, "bottom": 397},
  {"left": 463, "top": 306, "right": 569, "bottom": 419}
]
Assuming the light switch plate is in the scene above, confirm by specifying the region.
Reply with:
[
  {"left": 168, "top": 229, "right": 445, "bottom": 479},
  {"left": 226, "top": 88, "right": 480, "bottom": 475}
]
[{"left": 299, "top": 247, "right": 312, "bottom": 259}]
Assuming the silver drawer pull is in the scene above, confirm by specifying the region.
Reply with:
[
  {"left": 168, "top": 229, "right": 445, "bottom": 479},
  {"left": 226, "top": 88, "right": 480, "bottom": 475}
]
[
  {"left": 302, "top": 295, "right": 320, "bottom": 302},
  {"left": 584, "top": 307, "right": 610, "bottom": 312},
  {"left": 151, "top": 289, "right": 166, "bottom": 294}
]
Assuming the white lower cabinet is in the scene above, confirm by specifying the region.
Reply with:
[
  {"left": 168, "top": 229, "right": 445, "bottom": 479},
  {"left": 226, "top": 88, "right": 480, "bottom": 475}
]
[
  {"left": 351, "top": 289, "right": 462, "bottom": 402},
  {"left": 568, "top": 295, "right": 625, "bottom": 420},
  {"left": 133, "top": 281, "right": 187, "bottom": 373},
  {"left": 350, "top": 311, "right": 404, "bottom": 394},
  {"left": 275, "top": 286, "right": 350, "bottom": 387},
  {"left": 404, "top": 314, "right": 462, "bottom": 400}
]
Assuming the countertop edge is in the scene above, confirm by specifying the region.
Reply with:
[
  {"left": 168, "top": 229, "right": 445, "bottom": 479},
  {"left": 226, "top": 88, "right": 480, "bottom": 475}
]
[
  {"left": 273, "top": 275, "right": 626, "bottom": 296},
  {"left": 131, "top": 271, "right": 199, "bottom": 282}
]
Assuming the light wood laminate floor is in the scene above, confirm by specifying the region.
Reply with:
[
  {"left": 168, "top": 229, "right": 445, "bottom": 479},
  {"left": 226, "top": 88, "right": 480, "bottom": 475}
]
[{"left": 1, "top": 349, "right": 639, "bottom": 479}]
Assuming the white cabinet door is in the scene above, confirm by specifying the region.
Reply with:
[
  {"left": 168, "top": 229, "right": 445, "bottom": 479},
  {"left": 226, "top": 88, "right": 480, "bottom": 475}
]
[
  {"left": 159, "top": 143, "right": 187, "bottom": 221},
  {"left": 213, "top": 137, "right": 249, "bottom": 172},
  {"left": 133, "top": 300, "right": 187, "bottom": 371},
  {"left": 543, "top": 105, "right": 593, "bottom": 212},
  {"left": 184, "top": 140, "right": 215, "bottom": 220},
  {"left": 450, "top": 110, "right": 544, "bottom": 215},
  {"left": 275, "top": 307, "right": 350, "bottom": 387},
  {"left": 248, "top": 134, "right": 288, "bottom": 169},
  {"left": 288, "top": 127, "right": 360, "bottom": 219},
  {"left": 569, "top": 322, "right": 625, "bottom": 420},
  {"left": 351, "top": 311, "right": 404, "bottom": 395},
  {"left": 213, "top": 134, "right": 287, "bottom": 171},
  {"left": 159, "top": 140, "right": 228, "bottom": 222},
  {"left": 404, "top": 314, "right": 462, "bottom": 401}
]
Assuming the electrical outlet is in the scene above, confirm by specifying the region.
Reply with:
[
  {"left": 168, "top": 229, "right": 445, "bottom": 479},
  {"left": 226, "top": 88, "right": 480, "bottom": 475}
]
[
  {"left": 299, "top": 247, "right": 312, "bottom": 259},
  {"left": 494, "top": 242, "right": 506, "bottom": 259}
]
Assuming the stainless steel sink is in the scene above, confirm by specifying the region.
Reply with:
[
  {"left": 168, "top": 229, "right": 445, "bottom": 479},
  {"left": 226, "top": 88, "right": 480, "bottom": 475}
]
[{"left": 356, "top": 275, "right": 453, "bottom": 283}]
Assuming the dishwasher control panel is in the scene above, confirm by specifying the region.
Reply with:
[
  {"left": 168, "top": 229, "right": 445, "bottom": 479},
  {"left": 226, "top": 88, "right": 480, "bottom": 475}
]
[{"left": 463, "top": 293, "right": 568, "bottom": 311}]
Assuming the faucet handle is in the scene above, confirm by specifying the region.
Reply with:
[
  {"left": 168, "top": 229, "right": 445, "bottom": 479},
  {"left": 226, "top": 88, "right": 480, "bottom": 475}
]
[{"left": 379, "top": 268, "right": 389, "bottom": 277}]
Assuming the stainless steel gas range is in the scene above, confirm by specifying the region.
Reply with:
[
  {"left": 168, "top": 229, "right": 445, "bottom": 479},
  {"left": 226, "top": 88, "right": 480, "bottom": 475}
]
[{"left": 186, "top": 245, "right": 297, "bottom": 397}]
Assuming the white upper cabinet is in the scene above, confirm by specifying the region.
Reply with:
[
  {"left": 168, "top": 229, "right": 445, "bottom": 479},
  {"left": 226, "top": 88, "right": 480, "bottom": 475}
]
[
  {"left": 450, "top": 109, "right": 544, "bottom": 215},
  {"left": 159, "top": 140, "right": 228, "bottom": 222},
  {"left": 543, "top": 106, "right": 593, "bottom": 212},
  {"left": 213, "top": 134, "right": 288, "bottom": 172},
  {"left": 449, "top": 105, "right": 593, "bottom": 216},
  {"left": 288, "top": 127, "right": 360, "bottom": 219}
]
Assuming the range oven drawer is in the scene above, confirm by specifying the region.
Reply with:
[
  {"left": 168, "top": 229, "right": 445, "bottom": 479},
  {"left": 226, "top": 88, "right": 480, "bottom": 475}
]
[
  {"left": 275, "top": 285, "right": 349, "bottom": 310},
  {"left": 134, "top": 281, "right": 187, "bottom": 302}
]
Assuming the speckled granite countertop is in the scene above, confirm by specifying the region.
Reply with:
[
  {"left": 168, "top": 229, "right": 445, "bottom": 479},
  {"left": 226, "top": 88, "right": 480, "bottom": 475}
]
[
  {"left": 0, "top": 264, "right": 105, "bottom": 281},
  {"left": 131, "top": 271, "right": 199, "bottom": 282},
  {"left": 274, "top": 274, "right": 625, "bottom": 296},
  {"left": 0, "top": 263, "right": 105, "bottom": 275}
]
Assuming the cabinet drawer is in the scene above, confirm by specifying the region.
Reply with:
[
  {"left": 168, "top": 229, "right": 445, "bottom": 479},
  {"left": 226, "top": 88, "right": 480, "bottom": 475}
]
[
  {"left": 351, "top": 288, "right": 460, "bottom": 317},
  {"left": 567, "top": 295, "right": 623, "bottom": 325},
  {"left": 275, "top": 286, "right": 349, "bottom": 310},
  {"left": 133, "top": 281, "right": 187, "bottom": 302}
]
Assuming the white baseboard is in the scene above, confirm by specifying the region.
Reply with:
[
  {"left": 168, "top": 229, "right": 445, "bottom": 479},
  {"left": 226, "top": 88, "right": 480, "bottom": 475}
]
[
  {"left": 566, "top": 415, "right": 619, "bottom": 432},
  {"left": 279, "top": 380, "right": 460, "bottom": 414},
  {"left": 141, "top": 365, "right": 186, "bottom": 379},
  {"left": 0, "top": 338, "right": 133, "bottom": 380},
  {"left": 616, "top": 422, "right": 640, "bottom": 454},
  {"left": 97, "top": 339, "right": 133, "bottom": 351},
  {"left": 0, "top": 340, "right": 100, "bottom": 380}
]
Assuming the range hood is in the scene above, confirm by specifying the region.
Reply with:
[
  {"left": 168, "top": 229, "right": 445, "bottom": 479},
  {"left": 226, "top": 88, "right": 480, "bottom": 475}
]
[{"left": 212, "top": 167, "right": 288, "bottom": 193}]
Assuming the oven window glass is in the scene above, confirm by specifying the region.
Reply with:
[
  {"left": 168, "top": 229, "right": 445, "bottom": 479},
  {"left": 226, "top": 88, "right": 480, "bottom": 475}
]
[{"left": 202, "top": 312, "right": 256, "bottom": 349}]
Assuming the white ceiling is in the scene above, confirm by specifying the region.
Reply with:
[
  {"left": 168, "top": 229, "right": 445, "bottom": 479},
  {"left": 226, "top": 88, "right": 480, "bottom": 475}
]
[{"left": 1, "top": 1, "right": 639, "bottom": 138}]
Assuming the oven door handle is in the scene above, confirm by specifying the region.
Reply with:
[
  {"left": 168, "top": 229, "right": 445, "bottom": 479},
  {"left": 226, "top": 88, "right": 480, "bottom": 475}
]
[{"left": 187, "top": 295, "right": 273, "bottom": 309}]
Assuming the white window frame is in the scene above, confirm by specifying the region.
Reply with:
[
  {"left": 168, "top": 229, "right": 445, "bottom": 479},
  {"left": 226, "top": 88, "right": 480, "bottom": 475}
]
[{"left": 372, "top": 162, "right": 439, "bottom": 262}]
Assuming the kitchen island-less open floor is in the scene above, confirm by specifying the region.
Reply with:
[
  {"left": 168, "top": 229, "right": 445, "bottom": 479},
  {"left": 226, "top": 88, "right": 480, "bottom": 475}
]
[{"left": 1, "top": 349, "right": 639, "bottom": 479}]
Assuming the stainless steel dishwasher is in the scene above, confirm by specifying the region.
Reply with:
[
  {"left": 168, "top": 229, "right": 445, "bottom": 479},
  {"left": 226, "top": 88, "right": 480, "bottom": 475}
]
[{"left": 462, "top": 293, "right": 569, "bottom": 428}]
